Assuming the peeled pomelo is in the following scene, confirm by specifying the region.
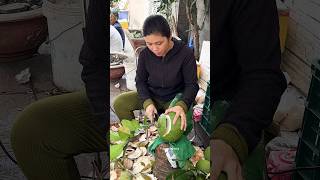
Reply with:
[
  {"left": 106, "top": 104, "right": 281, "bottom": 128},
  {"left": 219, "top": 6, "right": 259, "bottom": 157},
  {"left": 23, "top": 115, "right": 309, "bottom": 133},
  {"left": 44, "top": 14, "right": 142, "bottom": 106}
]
[
  {"left": 204, "top": 146, "right": 210, "bottom": 161},
  {"left": 196, "top": 159, "right": 210, "bottom": 174},
  {"left": 158, "top": 112, "right": 183, "bottom": 142}
]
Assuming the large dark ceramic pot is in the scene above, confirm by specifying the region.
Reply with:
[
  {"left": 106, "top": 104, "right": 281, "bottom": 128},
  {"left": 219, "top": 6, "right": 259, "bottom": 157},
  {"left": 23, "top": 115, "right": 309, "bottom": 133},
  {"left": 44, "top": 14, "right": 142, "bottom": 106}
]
[{"left": 0, "top": 8, "right": 48, "bottom": 62}]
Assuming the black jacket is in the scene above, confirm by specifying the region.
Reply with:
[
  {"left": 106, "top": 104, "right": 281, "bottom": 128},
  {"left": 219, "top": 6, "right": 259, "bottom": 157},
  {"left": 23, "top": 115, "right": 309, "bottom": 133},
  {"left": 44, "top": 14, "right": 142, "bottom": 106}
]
[
  {"left": 78, "top": 0, "right": 107, "bottom": 135},
  {"left": 213, "top": 0, "right": 287, "bottom": 153},
  {"left": 136, "top": 38, "right": 199, "bottom": 109}
]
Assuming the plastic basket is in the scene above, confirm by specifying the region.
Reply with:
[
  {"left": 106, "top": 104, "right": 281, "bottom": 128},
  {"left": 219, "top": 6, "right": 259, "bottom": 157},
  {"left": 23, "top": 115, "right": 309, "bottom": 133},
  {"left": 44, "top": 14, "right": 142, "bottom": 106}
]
[
  {"left": 306, "top": 59, "right": 320, "bottom": 117},
  {"left": 199, "top": 81, "right": 211, "bottom": 134},
  {"left": 294, "top": 59, "right": 320, "bottom": 180}
]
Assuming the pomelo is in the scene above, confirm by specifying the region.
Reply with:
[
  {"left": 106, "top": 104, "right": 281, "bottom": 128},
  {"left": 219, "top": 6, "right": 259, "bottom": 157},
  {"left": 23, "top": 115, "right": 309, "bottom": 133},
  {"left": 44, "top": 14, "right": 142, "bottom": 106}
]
[
  {"left": 204, "top": 146, "right": 210, "bottom": 161},
  {"left": 158, "top": 112, "right": 183, "bottom": 142},
  {"left": 196, "top": 159, "right": 210, "bottom": 174}
]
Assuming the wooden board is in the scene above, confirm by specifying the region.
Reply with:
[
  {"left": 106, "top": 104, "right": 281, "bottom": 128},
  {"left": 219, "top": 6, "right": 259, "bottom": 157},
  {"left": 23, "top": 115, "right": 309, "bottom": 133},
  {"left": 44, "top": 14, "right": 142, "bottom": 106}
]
[{"left": 281, "top": 0, "right": 320, "bottom": 95}]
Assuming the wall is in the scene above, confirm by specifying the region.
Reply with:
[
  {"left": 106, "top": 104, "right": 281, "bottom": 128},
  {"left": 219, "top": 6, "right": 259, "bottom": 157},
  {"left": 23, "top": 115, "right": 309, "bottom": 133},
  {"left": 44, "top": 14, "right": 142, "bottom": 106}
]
[
  {"left": 282, "top": 0, "right": 320, "bottom": 95},
  {"left": 127, "top": 0, "right": 153, "bottom": 29},
  {"left": 197, "top": 0, "right": 210, "bottom": 51}
]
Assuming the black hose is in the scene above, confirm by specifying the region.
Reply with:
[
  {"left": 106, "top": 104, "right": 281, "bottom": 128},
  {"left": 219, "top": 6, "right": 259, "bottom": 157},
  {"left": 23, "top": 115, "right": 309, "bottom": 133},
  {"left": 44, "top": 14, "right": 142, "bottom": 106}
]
[{"left": 0, "top": 139, "right": 17, "bottom": 164}]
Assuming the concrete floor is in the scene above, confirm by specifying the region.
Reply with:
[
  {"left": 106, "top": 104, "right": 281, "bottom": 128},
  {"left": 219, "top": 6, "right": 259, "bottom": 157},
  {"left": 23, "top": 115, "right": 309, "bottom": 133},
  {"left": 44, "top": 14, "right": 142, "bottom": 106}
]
[{"left": 0, "top": 54, "right": 102, "bottom": 179}]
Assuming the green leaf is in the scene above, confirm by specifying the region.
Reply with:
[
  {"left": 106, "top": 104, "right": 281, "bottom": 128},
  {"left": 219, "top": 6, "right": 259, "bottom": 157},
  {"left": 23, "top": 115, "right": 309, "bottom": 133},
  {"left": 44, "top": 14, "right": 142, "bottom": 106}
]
[
  {"left": 110, "top": 143, "right": 125, "bottom": 161},
  {"left": 166, "top": 169, "right": 188, "bottom": 180},
  {"left": 121, "top": 119, "right": 140, "bottom": 132},
  {"left": 118, "top": 126, "right": 131, "bottom": 141},
  {"left": 110, "top": 131, "right": 122, "bottom": 143}
]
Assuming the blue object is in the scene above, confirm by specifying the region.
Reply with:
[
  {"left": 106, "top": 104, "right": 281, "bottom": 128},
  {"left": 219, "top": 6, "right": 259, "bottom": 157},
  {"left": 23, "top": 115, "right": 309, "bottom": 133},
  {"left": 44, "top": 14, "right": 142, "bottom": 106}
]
[
  {"left": 118, "top": 10, "right": 128, "bottom": 20},
  {"left": 188, "top": 35, "right": 193, "bottom": 49}
]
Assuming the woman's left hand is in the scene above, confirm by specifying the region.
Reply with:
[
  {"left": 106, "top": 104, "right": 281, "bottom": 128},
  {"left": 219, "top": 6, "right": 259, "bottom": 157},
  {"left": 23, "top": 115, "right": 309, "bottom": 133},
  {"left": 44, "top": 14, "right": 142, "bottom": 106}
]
[{"left": 165, "top": 106, "right": 187, "bottom": 131}]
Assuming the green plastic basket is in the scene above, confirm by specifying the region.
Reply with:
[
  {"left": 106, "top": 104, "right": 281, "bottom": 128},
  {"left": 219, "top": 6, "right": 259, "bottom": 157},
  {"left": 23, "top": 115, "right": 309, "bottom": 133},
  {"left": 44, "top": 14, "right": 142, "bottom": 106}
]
[{"left": 294, "top": 59, "right": 320, "bottom": 180}]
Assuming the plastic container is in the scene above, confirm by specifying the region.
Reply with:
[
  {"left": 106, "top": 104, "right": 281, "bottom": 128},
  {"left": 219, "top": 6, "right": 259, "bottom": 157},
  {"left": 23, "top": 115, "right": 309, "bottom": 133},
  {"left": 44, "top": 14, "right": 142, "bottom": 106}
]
[
  {"left": 294, "top": 59, "right": 320, "bottom": 180},
  {"left": 42, "top": 0, "right": 84, "bottom": 91}
]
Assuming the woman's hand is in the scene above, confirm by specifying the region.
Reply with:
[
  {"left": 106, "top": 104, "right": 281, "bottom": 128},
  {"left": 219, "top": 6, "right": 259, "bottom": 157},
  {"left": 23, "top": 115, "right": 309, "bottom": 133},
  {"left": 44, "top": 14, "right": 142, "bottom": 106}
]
[
  {"left": 145, "top": 104, "right": 158, "bottom": 123},
  {"left": 211, "top": 139, "right": 243, "bottom": 180},
  {"left": 165, "top": 106, "right": 187, "bottom": 131}
]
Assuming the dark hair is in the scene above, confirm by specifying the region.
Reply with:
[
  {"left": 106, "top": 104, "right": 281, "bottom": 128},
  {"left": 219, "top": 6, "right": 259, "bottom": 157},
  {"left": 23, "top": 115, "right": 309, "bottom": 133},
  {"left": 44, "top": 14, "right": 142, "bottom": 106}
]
[
  {"left": 110, "top": 9, "right": 119, "bottom": 19},
  {"left": 143, "top": 15, "right": 171, "bottom": 38}
]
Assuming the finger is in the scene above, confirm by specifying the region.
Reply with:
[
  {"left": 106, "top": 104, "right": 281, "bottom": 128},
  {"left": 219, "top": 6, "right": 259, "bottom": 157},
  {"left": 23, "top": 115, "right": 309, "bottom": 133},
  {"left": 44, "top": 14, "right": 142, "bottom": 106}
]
[
  {"left": 149, "top": 115, "right": 154, "bottom": 123},
  {"left": 154, "top": 108, "right": 158, "bottom": 116},
  {"left": 224, "top": 162, "right": 238, "bottom": 180},
  {"left": 180, "top": 113, "right": 185, "bottom": 131},
  {"left": 148, "top": 112, "right": 154, "bottom": 122},
  {"left": 172, "top": 112, "right": 179, "bottom": 125},
  {"left": 236, "top": 164, "right": 243, "bottom": 180},
  {"left": 211, "top": 141, "right": 223, "bottom": 180},
  {"left": 226, "top": 169, "right": 237, "bottom": 180},
  {"left": 165, "top": 108, "right": 172, "bottom": 114},
  {"left": 212, "top": 161, "right": 223, "bottom": 180},
  {"left": 180, "top": 112, "right": 187, "bottom": 131}
]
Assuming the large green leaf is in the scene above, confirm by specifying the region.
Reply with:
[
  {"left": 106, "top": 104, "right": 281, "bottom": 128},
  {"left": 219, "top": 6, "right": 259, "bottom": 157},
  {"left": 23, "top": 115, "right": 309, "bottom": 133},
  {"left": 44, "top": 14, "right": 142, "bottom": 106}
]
[
  {"left": 110, "top": 143, "right": 125, "bottom": 161},
  {"left": 110, "top": 131, "right": 122, "bottom": 143},
  {"left": 121, "top": 119, "right": 140, "bottom": 132},
  {"left": 118, "top": 126, "right": 131, "bottom": 141}
]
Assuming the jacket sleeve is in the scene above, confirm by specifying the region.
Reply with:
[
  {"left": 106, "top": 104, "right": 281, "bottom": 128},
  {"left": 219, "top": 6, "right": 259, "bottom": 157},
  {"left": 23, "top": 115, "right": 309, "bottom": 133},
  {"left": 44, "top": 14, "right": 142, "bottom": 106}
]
[
  {"left": 177, "top": 51, "right": 199, "bottom": 111},
  {"left": 79, "top": 0, "right": 107, "bottom": 131},
  {"left": 135, "top": 51, "right": 153, "bottom": 109},
  {"left": 213, "top": 0, "right": 287, "bottom": 157}
]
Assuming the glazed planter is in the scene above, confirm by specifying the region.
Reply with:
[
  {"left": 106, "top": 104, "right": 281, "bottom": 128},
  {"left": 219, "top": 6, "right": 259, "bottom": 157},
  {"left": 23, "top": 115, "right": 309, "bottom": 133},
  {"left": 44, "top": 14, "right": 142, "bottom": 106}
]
[
  {"left": 125, "top": 29, "right": 146, "bottom": 51},
  {"left": 110, "top": 64, "right": 125, "bottom": 80},
  {"left": 0, "top": 8, "right": 48, "bottom": 62},
  {"left": 110, "top": 52, "right": 128, "bottom": 80}
]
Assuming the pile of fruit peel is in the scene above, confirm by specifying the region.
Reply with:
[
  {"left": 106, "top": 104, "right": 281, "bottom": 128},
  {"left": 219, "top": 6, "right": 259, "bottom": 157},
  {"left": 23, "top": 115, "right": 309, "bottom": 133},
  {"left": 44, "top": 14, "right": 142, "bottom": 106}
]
[{"left": 110, "top": 118, "right": 211, "bottom": 180}]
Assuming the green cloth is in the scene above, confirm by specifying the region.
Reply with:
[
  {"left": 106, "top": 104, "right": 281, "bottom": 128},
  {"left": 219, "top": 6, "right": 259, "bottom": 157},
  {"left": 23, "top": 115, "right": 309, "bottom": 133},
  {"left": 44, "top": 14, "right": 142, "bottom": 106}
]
[{"left": 148, "top": 135, "right": 195, "bottom": 168}]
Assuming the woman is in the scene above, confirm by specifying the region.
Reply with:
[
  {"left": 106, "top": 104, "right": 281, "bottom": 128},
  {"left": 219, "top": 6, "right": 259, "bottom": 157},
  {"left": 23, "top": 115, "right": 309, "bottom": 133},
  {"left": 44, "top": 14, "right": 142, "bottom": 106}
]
[{"left": 113, "top": 15, "right": 199, "bottom": 131}]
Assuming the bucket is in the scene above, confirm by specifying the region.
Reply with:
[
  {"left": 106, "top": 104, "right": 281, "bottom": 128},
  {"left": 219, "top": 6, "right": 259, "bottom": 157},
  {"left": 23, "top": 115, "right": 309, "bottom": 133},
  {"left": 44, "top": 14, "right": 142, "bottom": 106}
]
[{"left": 43, "top": 0, "right": 84, "bottom": 91}]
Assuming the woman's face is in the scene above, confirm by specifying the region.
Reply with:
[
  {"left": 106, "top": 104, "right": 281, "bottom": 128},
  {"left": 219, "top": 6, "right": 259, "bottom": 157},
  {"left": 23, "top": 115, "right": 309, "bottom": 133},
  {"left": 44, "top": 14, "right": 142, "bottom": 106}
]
[{"left": 144, "top": 33, "right": 172, "bottom": 57}]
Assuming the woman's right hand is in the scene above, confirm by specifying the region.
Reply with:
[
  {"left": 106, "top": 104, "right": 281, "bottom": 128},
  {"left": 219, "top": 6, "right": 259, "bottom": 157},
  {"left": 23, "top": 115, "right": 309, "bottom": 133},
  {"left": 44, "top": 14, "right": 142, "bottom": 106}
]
[
  {"left": 145, "top": 104, "right": 158, "bottom": 123},
  {"left": 211, "top": 139, "right": 243, "bottom": 180}
]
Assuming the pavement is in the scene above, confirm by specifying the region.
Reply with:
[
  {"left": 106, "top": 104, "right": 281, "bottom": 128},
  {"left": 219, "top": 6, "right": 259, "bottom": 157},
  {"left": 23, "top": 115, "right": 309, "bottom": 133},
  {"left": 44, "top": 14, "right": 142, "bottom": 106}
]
[{"left": 0, "top": 54, "right": 103, "bottom": 179}]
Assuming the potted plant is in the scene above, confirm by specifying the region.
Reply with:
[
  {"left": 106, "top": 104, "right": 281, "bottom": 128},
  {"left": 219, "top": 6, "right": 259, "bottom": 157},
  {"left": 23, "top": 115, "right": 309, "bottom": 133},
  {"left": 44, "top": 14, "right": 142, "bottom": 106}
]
[
  {"left": 124, "top": 29, "right": 146, "bottom": 51},
  {"left": 110, "top": 52, "right": 127, "bottom": 80},
  {"left": 0, "top": 1, "right": 47, "bottom": 62}
]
